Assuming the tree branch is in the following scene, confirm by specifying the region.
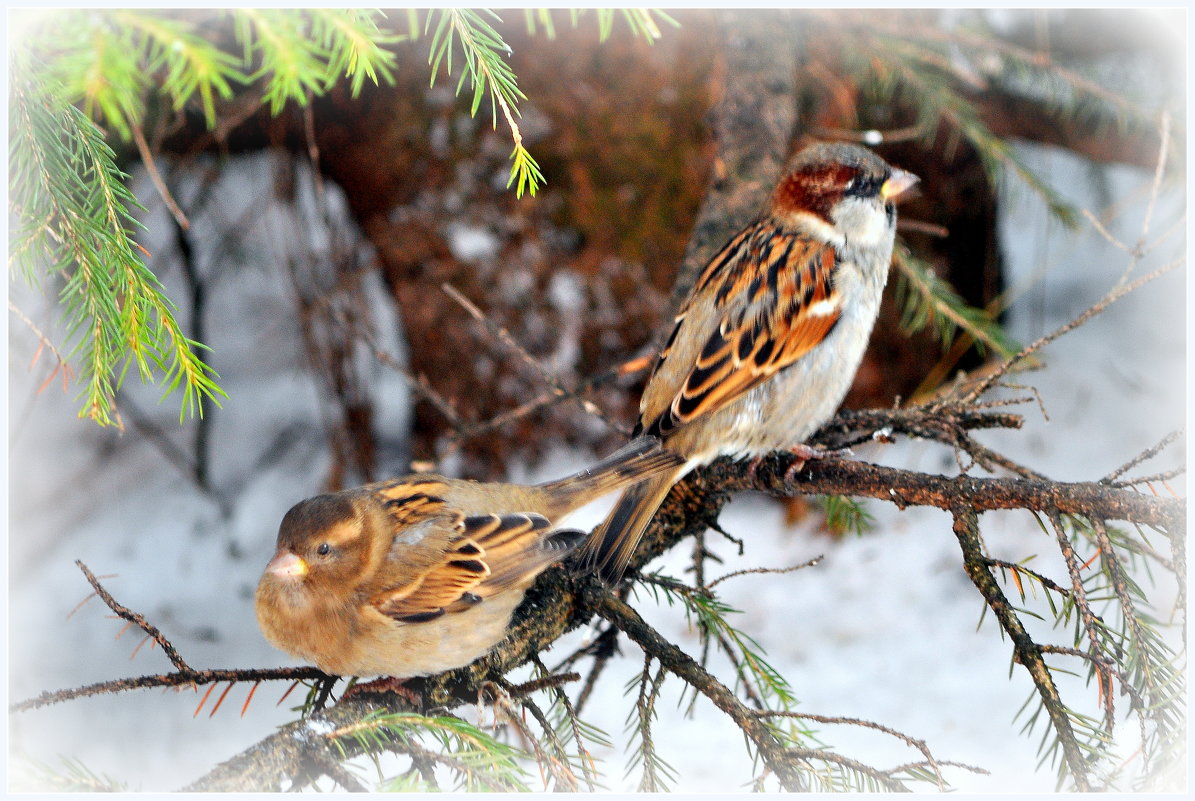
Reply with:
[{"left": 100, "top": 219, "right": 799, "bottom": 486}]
[
  {"left": 949, "top": 508, "right": 1090, "bottom": 789},
  {"left": 594, "top": 590, "right": 811, "bottom": 790},
  {"left": 744, "top": 454, "right": 1183, "bottom": 531}
]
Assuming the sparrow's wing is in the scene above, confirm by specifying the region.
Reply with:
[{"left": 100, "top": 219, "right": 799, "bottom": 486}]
[
  {"left": 641, "top": 220, "right": 842, "bottom": 438},
  {"left": 372, "top": 512, "right": 562, "bottom": 623}
]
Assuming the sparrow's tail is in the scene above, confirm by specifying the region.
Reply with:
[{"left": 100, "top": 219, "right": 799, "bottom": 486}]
[
  {"left": 534, "top": 435, "right": 683, "bottom": 519},
  {"left": 575, "top": 468, "right": 682, "bottom": 584}
]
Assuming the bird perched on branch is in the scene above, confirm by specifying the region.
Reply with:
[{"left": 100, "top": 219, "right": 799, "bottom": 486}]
[
  {"left": 580, "top": 141, "right": 919, "bottom": 583},
  {"left": 255, "top": 436, "right": 682, "bottom": 678}
]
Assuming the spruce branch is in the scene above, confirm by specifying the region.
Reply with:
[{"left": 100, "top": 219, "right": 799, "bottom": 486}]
[
  {"left": 426, "top": 9, "right": 544, "bottom": 197},
  {"left": 595, "top": 591, "right": 809, "bottom": 790},
  {"left": 489, "top": 673, "right": 584, "bottom": 791},
  {"left": 745, "top": 455, "right": 1182, "bottom": 532},
  {"left": 892, "top": 246, "right": 1020, "bottom": 358},
  {"left": 950, "top": 508, "right": 1091, "bottom": 789},
  {"left": 11, "top": 9, "right": 404, "bottom": 428},
  {"left": 19, "top": 756, "right": 129, "bottom": 793},
  {"left": 9, "top": 73, "right": 225, "bottom": 427}
]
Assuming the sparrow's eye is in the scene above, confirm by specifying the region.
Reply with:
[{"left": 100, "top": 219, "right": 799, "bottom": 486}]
[{"left": 316, "top": 542, "right": 332, "bottom": 557}]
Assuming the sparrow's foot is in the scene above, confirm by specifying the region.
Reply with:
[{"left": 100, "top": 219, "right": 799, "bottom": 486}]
[
  {"left": 782, "top": 443, "right": 853, "bottom": 484},
  {"left": 746, "top": 455, "right": 767, "bottom": 484},
  {"left": 746, "top": 444, "right": 854, "bottom": 485}
]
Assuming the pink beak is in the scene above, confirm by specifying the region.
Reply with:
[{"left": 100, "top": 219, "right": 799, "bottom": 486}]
[{"left": 265, "top": 550, "right": 308, "bottom": 578}]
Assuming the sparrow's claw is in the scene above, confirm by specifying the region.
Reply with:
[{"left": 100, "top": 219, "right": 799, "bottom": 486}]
[
  {"left": 783, "top": 443, "right": 853, "bottom": 484},
  {"left": 791, "top": 443, "right": 853, "bottom": 461}
]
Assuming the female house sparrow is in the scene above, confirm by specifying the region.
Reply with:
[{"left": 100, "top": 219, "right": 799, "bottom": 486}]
[
  {"left": 255, "top": 436, "right": 682, "bottom": 678},
  {"left": 581, "top": 142, "right": 919, "bottom": 582}
]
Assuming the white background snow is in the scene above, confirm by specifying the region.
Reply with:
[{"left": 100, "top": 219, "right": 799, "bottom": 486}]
[{"left": 6, "top": 140, "right": 1186, "bottom": 791}]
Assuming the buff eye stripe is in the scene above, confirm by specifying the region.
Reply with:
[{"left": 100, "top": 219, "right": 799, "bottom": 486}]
[
  {"left": 399, "top": 479, "right": 447, "bottom": 492},
  {"left": 319, "top": 522, "right": 362, "bottom": 546}
]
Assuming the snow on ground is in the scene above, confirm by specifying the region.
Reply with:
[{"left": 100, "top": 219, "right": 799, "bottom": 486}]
[{"left": 6, "top": 140, "right": 1185, "bottom": 793}]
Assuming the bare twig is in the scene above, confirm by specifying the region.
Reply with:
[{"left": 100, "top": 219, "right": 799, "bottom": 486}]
[
  {"left": 742, "top": 452, "right": 1183, "bottom": 532},
  {"left": 441, "top": 282, "right": 626, "bottom": 435},
  {"left": 301, "top": 93, "right": 325, "bottom": 204},
  {"left": 1103, "top": 429, "right": 1184, "bottom": 484},
  {"left": 11, "top": 665, "right": 329, "bottom": 714},
  {"left": 505, "top": 671, "right": 581, "bottom": 699},
  {"left": 985, "top": 557, "right": 1071, "bottom": 597},
  {"left": 707, "top": 557, "right": 824, "bottom": 590},
  {"left": 356, "top": 324, "right": 465, "bottom": 434},
  {"left": 962, "top": 259, "right": 1183, "bottom": 404},
  {"left": 1108, "top": 469, "right": 1187, "bottom": 490},
  {"left": 781, "top": 745, "right": 912, "bottom": 791},
  {"left": 1082, "top": 207, "right": 1130, "bottom": 253},
  {"left": 75, "top": 561, "right": 190, "bottom": 672},
  {"left": 449, "top": 355, "right": 650, "bottom": 443},
  {"left": 11, "top": 562, "right": 329, "bottom": 714},
  {"left": 563, "top": 624, "right": 620, "bottom": 716},
  {"left": 9, "top": 299, "right": 77, "bottom": 403},
  {"left": 753, "top": 709, "right": 955, "bottom": 790},
  {"left": 131, "top": 121, "right": 190, "bottom": 230},
  {"left": 1137, "top": 110, "right": 1171, "bottom": 252},
  {"left": 810, "top": 123, "right": 927, "bottom": 144},
  {"left": 483, "top": 680, "right": 578, "bottom": 791}
]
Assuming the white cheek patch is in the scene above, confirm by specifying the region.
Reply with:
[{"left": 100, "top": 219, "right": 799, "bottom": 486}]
[
  {"left": 859, "top": 212, "right": 891, "bottom": 246},
  {"left": 833, "top": 198, "right": 893, "bottom": 248}
]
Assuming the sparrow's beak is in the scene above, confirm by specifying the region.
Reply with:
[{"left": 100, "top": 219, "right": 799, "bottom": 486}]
[
  {"left": 881, "top": 169, "right": 920, "bottom": 201},
  {"left": 266, "top": 550, "right": 308, "bottom": 578}
]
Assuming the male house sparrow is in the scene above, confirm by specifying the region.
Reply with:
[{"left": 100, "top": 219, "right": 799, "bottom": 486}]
[
  {"left": 255, "top": 436, "right": 682, "bottom": 678},
  {"left": 581, "top": 142, "right": 919, "bottom": 582}
]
